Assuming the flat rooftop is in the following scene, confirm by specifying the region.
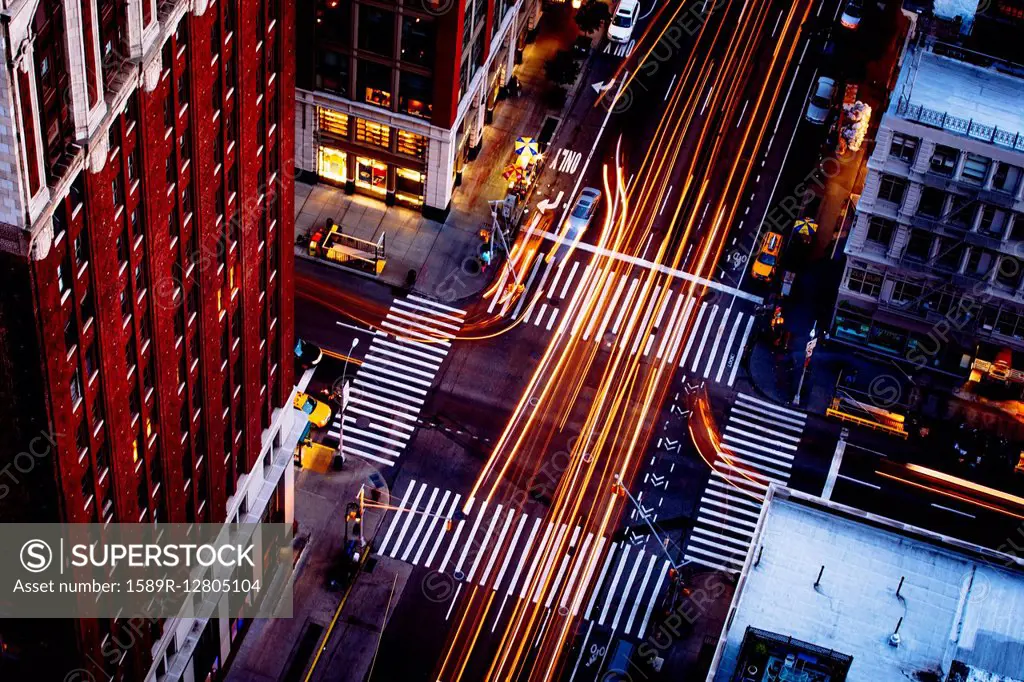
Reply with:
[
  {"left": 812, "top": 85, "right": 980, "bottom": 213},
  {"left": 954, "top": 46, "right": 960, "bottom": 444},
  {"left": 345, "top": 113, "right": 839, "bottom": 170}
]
[
  {"left": 890, "top": 48, "right": 1024, "bottom": 144},
  {"left": 708, "top": 488, "right": 1024, "bottom": 682}
]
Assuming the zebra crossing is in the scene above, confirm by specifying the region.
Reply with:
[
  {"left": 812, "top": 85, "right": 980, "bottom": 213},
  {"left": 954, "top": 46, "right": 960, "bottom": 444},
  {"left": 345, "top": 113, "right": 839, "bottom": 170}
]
[
  {"left": 324, "top": 294, "right": 464, "bottom": 467},
  {"left": 684, "top": 393, "right": 806, "bottom": 573},
  {"left": 499, "top": 258, "right": 755, "bottom": 386},
  {"left": 603, "top": 39, "right": 636, "bottom": 58},
  {"left": 376, "top": 480, "right": 672, "bottom": 639}
]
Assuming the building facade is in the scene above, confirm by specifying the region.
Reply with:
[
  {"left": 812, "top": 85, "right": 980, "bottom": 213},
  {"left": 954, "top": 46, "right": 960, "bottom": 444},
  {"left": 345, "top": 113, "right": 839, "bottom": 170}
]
[
  {"left": 832, "top": 44, "right": 1024, "bottom": 373},
  {"left": 294, "top": 0, "right": 539, "bottom": 219},
  {"left": 0, "top": 0, "right": 296, "bottom": 680}
]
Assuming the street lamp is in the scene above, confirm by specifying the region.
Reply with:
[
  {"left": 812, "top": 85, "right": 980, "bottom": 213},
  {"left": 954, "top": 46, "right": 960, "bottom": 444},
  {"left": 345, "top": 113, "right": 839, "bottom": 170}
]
[{"left": 339, "top": 337, "right": 359, "bottom": 391}]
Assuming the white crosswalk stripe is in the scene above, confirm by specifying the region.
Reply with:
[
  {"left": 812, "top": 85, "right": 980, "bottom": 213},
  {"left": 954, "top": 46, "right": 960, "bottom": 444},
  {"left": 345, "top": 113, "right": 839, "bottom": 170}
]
[
  {"left": 376, "top": 481, "right": 671, "bottom": 637},
  {"left": 325, "top": 295, "right": 464, "bottom": 467},
  {"left": 684, "top": 393, "right": 806, "bottom": 573},
  {"left": 503, "top": 260, "right": 753, "bottom": 386}
]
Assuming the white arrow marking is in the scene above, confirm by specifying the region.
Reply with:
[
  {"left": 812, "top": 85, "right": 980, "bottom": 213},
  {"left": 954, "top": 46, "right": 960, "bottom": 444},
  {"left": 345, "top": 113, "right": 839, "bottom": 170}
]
[
  {"left": 537, "top": 191, "right": 564, "bottom": 214},
  {"left": 591, "top": 79, "right": 616, "bottom": 93}
]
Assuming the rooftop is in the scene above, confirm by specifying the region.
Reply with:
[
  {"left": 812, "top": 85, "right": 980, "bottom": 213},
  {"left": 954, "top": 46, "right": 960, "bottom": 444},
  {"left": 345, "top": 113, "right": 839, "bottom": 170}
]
[
  {"left": 707, "top": 488, "right": 1024, "bottom": 682},
  {"left": 890, "top": 48, "right": 1024, "bottom": 152}
]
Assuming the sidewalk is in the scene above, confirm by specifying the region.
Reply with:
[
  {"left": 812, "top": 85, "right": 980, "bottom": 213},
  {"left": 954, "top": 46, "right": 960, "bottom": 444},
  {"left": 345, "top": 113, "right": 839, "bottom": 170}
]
[
  {"left": 225, "top": 455, "right": 392, "bottom": 682},
  {"left": 294, "top": 9, "right": 588, "bottom": 303}
]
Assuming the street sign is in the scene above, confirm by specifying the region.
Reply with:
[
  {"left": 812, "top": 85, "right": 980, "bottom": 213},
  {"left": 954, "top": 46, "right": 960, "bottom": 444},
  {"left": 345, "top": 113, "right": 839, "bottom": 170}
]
[{"left": 805, "top": 338, "right": 818, "bottom": 358}]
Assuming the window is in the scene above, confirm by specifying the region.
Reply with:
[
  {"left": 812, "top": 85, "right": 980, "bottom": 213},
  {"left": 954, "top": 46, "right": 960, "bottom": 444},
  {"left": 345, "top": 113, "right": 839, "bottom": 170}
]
[
  {"left": 120, "top": 282, "right": 131, "bottom": 318},
  {"left": 357, "top": 60, "right": 392, "bottom": 108},
  {"left": 401, "top": 15, "right": 435, "bottom": 66},
  {"left": 130, "top": 208, "right": 142, "bottom": 238},
  {"left": 111, "top": 178, "right": 122, "bottom": 205},
  {"left": 70, "top": 366, "right": 83, "bottom": 404},
  {"left": 889, "top": 133, "right": 918, "bottom": 163},
  {"left": 134, "top": 258, "right": 147, "bottom": 292},
  {"left": 177, "top": 71, "right": 189, "bottom": 105},
  {"left": 318, "top": 109, "right": 349, "bottom": 138},
  {"left": 904, "top": 230, "right": 932, "bottom": 262},
  {"left": 890, "top": 279, "right": 923, "bottom": 304},
  {"left": 57, "top": 258, "right": 70, "bottom": 295},
  {"left": 354, "top": 118, "right": 390, "bottom": 148},
  {"left": 358, "top": 7, "right": 394, "bottom": 56},
  {"left": 127, "top": 149, "right": 137, "bottom": 180},
  {"left": 917, "top": 187, "right": 945, "bottom": 218},
  {"left": 979, "top": 206, "right": 1008, "bottom": 237},
  {"left": 399, "top": 72, "right": 432, "bottom": 120},
  {"left": 846, "top": 268, "right": 882, "bottom": 297},
  {"left": 930, "top": 145, "right": 958, "bottom": 176},
  {"left": 961, "top": 154, "right": 991, "bottom": 186},
  {"left": 74, "top": 233, "right": 89, "bottom": 265},
  {"left": 179, "top": 129, "right": 190, "bottom": 161},
  {"left": 877, "top": 174, "right": 907, "bottom": 204},
  {"left": 948, "top": 195, "right": 975, "bottom": 228},
  {"left": 865, "top": 216, "right": 895, "bottom": 247},
  {"left": 966, "top": 248, "right": 996, "bottom": 276},
  {"left": 80, "top": 290, "right": 94, "bottom": 324},
  {"left": 316, "top": 50, "right": 349, "bottom": 96},
  {"left": 992, "top": 163, "right": 1022, "bottom": 194},
  {"left": 85, "top": 342, "right": 99, "bottom": 378},
  {"left": 64, "top": 315, "right": 78, "bottom": 350},
  {"left": 117, "top": 229, "right": 129, "bottom": 265}
]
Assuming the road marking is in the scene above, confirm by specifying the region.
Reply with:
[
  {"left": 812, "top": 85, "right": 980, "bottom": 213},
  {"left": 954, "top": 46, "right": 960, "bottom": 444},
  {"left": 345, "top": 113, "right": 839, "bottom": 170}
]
[
  {"left": 378, "top": 481, "right": 417, "bottom": 556},
  {"left": 821, "top": 439, "right": 847, "bottom": 501},
  {"left": 424, "top": 494, "right": 464, "bottom": 568},
  {"left": 518, "top": 522, "right": 554, "bottom": 599},
  {"left": 931, "top": 503, "right": 976, "bottom": 519},
  {"left": 836, "top": 474, "right": 880, "bottom": 490},
  {"left": 539, "top": 231, "right": 763, "bottom": 303},
  {"left": 702, "top": 305, "right": 730, "bottom": 377},
  {"left": 637, "top": 561, "right": 669, "bottom": 638},
  {"left": 411, "top": 489, "right": 451, "bottom": 565},
  {"left": 679, "top": 302, "right": 709, "bottom": 368},
  {"left": 467, "top": 504, "right": 504, "bottom": 583},
  {"left": 493, "top": 513, "right": 528, "bottom": 591},
  {"left": 559, "top": 261, "right": 581, "bottom": 300},
  {"left": 599, "top": 546, "right": 631, "bottom": 625},
  {"left": 716, "top": 312, "right": 744, "bottom": 382}
]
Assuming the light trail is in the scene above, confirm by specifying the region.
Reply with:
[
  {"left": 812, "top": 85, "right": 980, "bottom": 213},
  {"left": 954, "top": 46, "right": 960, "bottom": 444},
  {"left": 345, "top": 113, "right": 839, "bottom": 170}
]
[{"left": 419, "top": 1, "right": 819, "bottom": 679}]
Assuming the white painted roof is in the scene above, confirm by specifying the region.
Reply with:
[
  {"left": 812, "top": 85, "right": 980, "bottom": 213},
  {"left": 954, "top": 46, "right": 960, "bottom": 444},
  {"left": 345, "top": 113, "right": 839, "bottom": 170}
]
[
  {"left": 711, "top": 492, "right": 1024, "bottom": 682},
  {"left": 891, "top": 49, "right": 1024, "bottom": 142}
]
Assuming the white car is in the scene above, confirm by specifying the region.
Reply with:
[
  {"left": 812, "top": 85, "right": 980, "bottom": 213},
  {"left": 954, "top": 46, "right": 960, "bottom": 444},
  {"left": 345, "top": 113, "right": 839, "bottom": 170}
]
[
  {"left": 607, "top": 0, "right": 639, "bottom": 43},
  {"left": 805, "top": 76, "right": 837, "bottom": 124},
  {"left": 840, "top": 0, "right": 862, "bottom": 30},
  {"left": 556, "top": 187, "right": 601, "bottom": 259}
]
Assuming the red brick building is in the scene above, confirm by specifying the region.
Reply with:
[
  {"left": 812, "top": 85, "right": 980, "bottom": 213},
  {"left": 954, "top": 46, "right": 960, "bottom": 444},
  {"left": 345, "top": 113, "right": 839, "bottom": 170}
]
[{"left": 0, "top": 0, "right": 296, "bottom": 679}]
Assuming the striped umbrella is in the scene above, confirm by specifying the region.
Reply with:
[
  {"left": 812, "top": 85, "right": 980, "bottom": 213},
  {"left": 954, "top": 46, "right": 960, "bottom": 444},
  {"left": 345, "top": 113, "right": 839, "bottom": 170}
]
[
  {"left": 514, "top": 136, "right": 540, "bottom": 165},
  {"left": 794, "top": 218, "right": 818, "bottom": 239}
]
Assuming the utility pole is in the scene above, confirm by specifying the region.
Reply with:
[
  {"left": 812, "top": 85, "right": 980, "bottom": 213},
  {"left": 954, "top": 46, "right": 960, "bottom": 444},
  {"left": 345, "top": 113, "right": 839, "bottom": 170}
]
[{"left": 793, "top": 322, "right": 817, "bottom": 407}]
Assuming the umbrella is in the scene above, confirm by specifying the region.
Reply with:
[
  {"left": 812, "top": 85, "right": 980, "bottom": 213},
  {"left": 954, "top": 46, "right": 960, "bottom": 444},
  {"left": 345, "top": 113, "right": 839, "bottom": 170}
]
[
  {"left": 514, "top": 136, "right": 540, "bottom": 163},
  {"left": 502, "top": 164, "right": 524, "bottom": 181},
  {"left": 793, "top": 218, "right": 817, "bottom": 239}
]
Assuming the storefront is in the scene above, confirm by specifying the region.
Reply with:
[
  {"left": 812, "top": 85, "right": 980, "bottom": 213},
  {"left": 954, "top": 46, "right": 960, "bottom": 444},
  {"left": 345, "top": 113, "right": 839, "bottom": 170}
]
[
  {"left": 395, "top": 167, "right": 425, "bottom": 207},
  {"left": 317, "top": 146, "right": 347, "bottom": 185},
  {"left": 355, "top": 156, "right": 388, "bottom": 196}
]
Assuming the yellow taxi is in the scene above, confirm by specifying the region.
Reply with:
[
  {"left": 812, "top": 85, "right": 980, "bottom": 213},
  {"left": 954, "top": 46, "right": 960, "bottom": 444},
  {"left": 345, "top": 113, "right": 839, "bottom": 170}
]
[
  {"left": 751, "top": 232, "right": 783, "bottom": 282},
  {"left": 294, "top": 392, "right": 332, "bottom": 428}
]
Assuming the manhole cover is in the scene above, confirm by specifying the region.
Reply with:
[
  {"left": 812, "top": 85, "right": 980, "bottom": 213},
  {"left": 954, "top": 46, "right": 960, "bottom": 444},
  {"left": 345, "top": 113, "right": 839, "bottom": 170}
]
[
  {"left": 462, "top": 257, "right": 481, "bottom": 275},
  {"left": 557, "top": 606, "right": 569, "bottom": 617},
  {"left": 355, "top": 416, "right": 371, "bottom": 429},
  {"left": 453, "top": 570, "right": 466, "bottom": 582}
]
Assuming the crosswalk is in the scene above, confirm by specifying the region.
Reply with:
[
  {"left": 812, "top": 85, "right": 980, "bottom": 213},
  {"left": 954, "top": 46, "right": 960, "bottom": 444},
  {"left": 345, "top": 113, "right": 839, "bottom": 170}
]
[
  {"left": 498, "top": 258, "right": 755, "bottom": 386},
  {"left": 325, "top": 294, "right": 464, "bottom": 467},
  {"left": 376, "top": 480, "right": 671, "bottom": 639},
  {"left": 684, "top": 393, "right": 806, "bottom": 573},
  {"left": 603, "top": 39, "right": 636, "bottom": 58}
]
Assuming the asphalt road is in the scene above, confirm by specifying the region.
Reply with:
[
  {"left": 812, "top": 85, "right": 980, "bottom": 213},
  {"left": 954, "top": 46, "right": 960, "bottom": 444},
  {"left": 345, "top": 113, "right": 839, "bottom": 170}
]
[{"left": 285, "top": 1, "right": 1018, "bottom": 681}]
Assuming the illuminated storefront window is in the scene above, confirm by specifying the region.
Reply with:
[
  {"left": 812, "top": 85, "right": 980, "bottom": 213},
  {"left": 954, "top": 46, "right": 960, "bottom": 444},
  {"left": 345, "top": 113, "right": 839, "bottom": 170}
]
[
  {"left": 318, "top": 147, "right": 348, "bottom": 183},
  {"left": 396, "top": 130, "right": 426, "bottom": 159},
  {"left": 355, "top": 118, "right": 390, "bottom": 148},
  {"left": 396, "top": 167, "right": 424, "bottom": 205},
  {"left": 318, "top": 108, "right": 349, "bottom": 138},
  {"left": 364, "top": 87, "right": 392, "bottom": 108},
  {"left": 356, "top": 157, "right": 387, "bottom": 194}
]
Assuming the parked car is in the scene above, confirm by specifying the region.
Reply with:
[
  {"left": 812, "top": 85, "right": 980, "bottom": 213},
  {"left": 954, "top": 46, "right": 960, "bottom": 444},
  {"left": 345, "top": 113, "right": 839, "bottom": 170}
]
[
  {"left": 608, "top": 0, "right": 639, "bottom": 43},
  {"left": 840, "top": 0, "right": 862, "bottom": 30},
  {"left": 805, "top": 76, "right": 837, "bottom": 124},
  {"left": 751, "top": 232, "right": 784, "bottom": 282},
  {"left": 294, "top": 338, "right": 323, "bottom": 367},
  {"left": 294, "top": 392, "right": 332, "bottom": 428}
]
